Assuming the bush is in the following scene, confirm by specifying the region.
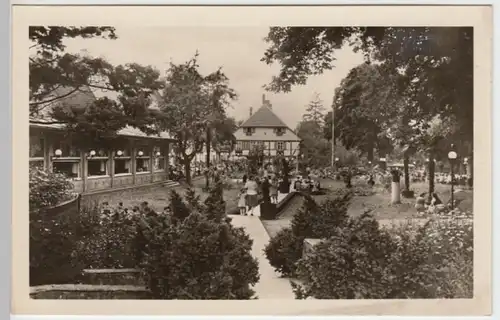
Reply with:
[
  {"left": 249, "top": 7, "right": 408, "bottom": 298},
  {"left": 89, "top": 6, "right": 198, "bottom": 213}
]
[
  {"left": 29, "top": 166, "right": 74, "bottom": 211},
  {"left": 75, "top": 208, "right": 138, "bottom": 269},
  {"left": 292, "top": 214, "right": 473, "bottom": 299},
  {"left": 265, "top": 193, "right": 352, "bottom": 276},
  {"left": 293, "top": 213, "right": 396, "bottom": 299},
  {"left": 29, "top": 167, "right": 81, "bottom": 285},
  {"left": 264, "top": 228, "right": 304, "bottom": 276},
  {"left": 30, "top": 211, "right": 85, "bottom": 286},
  {"left": 140, "top": 187, "right": 260, "bottom": 299}
]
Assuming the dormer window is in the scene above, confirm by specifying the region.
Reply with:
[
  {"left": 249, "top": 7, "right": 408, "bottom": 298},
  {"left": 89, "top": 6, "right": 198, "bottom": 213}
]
[
  {"left": 274, "top": 128, "right": 285, "bottom": 136},
  {"left": 245, "top": 128, "right": 255, "bottom": 136}
]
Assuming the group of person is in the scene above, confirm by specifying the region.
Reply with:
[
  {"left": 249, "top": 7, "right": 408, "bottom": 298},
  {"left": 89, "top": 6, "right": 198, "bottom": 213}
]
[
  {"left": 237, "top": 174, "right": 281, "bottom": 216},
  {"left": 291, "top": 175, "right": 321, "bottom": 193}
]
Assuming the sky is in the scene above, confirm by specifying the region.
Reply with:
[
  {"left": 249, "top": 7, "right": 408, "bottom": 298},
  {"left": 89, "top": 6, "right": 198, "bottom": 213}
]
[{"left": 64, "top": 26, "right": 365, "bottom": 129}]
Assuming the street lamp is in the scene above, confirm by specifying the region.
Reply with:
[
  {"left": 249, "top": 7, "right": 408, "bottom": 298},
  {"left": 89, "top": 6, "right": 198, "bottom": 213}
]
[{"left": 448, "top": 149, "right": 458, "bottom": 210}]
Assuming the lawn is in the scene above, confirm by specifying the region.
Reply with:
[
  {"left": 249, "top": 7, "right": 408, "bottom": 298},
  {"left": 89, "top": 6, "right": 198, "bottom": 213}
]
[
  {"left": 262, "top": 179, "right": 473, "bottom": 238},
  {"left": 81, "top": 177, "right": 243, "bottom": 213}
]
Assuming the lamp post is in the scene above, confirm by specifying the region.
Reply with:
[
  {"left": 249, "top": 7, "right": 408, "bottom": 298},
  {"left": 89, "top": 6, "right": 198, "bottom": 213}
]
[{"left": 448, "top": 149, "right": 458, "bottom": 210}]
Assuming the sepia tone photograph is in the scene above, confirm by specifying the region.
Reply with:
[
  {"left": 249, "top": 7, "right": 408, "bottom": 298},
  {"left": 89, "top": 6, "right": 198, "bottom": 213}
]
[{"left": 12, "top": 4, "right": 492, "bottom": 316}]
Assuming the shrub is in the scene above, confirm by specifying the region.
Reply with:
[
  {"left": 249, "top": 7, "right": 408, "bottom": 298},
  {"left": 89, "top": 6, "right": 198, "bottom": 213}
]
[
  {"left": 264, "top": 228, "right": 304, "bottom": 276},
  {"left": 29, "top": 166, "right": 74, "bottom": 211},
  {"left": 292, "top": 214, "right": 473, "bottom": 299},
  {"left": 75, "top": 209, "right": 138, "bottom": 269},
  {"left": 29, "top": 167, "right": 80, "bottom": 285},
  {"left": 140, "top": 187, "right": 260, "bottom": 299},
  {"left": 265, "top": 193, "right": 352, "bottom": 276},
  {"left": 293, "top": 213, "right": 396, "bottom": 299},
  {"left": 30, "top": 211, "right": 85, "bottom": 286}
]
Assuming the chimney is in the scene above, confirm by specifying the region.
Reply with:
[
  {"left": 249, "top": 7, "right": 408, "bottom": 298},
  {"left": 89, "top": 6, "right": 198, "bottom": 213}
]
[
  {"left": 262, "top": 93, "right": 272, "bottom": 109},
  {"left": 249, "top": 107, "right": 253, "bottom": 116}
]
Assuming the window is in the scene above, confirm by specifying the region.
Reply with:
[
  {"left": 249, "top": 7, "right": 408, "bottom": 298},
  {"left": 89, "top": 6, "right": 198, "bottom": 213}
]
[
  {"left": 153, "top": 146, "right": 165, "bottom": 171},
  {"left": 30, "top": 136, "right": 45, "bottom": 168},
  {"left": 274, "top": 128, "right": 285, "bottom": 136},
  {"left": 276, "top": 141, "right": 286, "bottom": 150},
  {"left": 245, "top": 128, "right": 255, "bottom": 136},
  {"left": 136, "top": 146, "right": 151, "bottom": 173},
  {"left": 87, "top": 149, "right": 109, "bottom": 177},
  {"left": 114, "top": 148, "right": 132, "bottom": 175},
  {"left": 242, "top": 141, "right": 251, "bottom": 150},
  {"left": 52, "top": 142, "right": 81, "bottom": 179}
]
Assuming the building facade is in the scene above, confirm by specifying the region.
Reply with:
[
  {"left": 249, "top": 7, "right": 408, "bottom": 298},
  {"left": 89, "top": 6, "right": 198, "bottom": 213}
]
[
  {"left": 29, "top": 87, "right": 176, "bottom": 195},
  {"left": 233, "top": 94, "right": 301, "bottom": 159}
]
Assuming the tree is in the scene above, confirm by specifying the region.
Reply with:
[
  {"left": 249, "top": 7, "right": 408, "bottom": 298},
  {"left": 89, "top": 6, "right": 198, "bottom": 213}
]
[
  {"left": 296, "top": 120, "right": 330, "bottom": 169},
  {"left": 211, "top": 117, "right": 238, "bottom": 160},
  {"left": 322, "top": 63, "right": 396, "bottom": 161},
  {"left": 262, "top": 27, "right": 473, "bottom": 163},
  {"left": 30, "top": 26, "right": 165, "bottom": 149},
  {"left": 157, "top": 53, "right": 237, "bottom": 185},
  {"left": 302, "top": 93, "right": 326, "bottom": 125}
]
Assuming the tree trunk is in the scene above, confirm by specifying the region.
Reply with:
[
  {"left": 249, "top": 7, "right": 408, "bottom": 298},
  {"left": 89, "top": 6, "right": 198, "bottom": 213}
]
[
  {"left": 427, "top": 153, "right": 435, "bottom": 203},
  {"left": 206, "top": 128, "right": 211, "bottom": 190},
  {"left": 467, "top": 155, "right": 473, "bottom": 187},
  {"left": 184, "top": 159, "right": 192, "bottom": 185},
  {"left": 403, "top": 152, "right": 410, "bottom": 191},
  {"left": 367, "top": 147, "right": 374, "bottom": 162}
]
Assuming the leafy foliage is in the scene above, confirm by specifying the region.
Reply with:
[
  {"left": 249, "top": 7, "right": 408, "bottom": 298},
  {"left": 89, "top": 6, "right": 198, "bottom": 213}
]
[
  {"left": 30, "top": 26, "right": 165, "bottom": 148},
  {"left": 264, "top": 228, "right": 304, "bottom": 276},
  {"left": 30, "top": 210, "right": 84, "bottom": 286},
  {"left": 157, "top": 53, "right": 237, "bottom": 184},
  {"left": 265, "top": 193, "right": 352, "bottom": 276},
  {"left": 292, "top": 214, "right": 473, "bottom": 299},
  {"left": 29, "top": 166, "right": 74, "bottom": 210},
  {"left": 296, "top": 120, "right": 331, "bottom": 168},
  {"left": 140, "top": 185, "right": 260, "bottom": 299},
  {"left": 262, "top": 27, "right": 473, "bottom": 156}
]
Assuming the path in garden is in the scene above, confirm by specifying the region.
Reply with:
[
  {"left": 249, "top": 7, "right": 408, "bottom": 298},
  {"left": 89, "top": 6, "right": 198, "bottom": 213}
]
[{"left": 229, "top": 192, "right": 295, "bottom": 299}]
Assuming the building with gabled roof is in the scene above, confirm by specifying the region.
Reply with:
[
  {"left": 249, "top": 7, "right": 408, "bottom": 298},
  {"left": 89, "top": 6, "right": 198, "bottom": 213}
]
[
  {"left": 29, "top": 86, "right": 177, "bottom": 195},
  {"left": 233, "top": 94, "right": 301, "bottom": 159}
]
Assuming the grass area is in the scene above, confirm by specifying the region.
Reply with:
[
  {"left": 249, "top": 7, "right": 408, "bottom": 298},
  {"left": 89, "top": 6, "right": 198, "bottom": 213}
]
[
  {"left": 81, "top": 177, "right": 243, "bottom": 213},
  {"left": 262, "top": 179, "right": 473, "bottom": 238}
]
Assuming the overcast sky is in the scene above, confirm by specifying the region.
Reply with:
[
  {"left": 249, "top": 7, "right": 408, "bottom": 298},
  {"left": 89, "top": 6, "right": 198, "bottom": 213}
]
[{"left": 64, "top": 26, "right": 364, "bottom": 128}]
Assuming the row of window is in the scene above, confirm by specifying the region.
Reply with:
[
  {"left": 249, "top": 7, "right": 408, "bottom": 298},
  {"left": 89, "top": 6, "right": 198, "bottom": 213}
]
[
  {"left": 30, "top": 156, "right": 166, "bottom": 179},
  {"left": 243, "top": 127, "right": 286, "bottom": 136},
  {"left": 236, "top": 141, "right": 289, "bottom": 151},
  {"left": 29, "top": 137, "right": 167, "bottom": 179}
]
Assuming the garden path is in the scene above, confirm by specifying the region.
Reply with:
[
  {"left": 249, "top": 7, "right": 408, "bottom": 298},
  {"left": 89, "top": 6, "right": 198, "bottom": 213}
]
[{"left": 229, "top": 191, "right": 294, "bottom": 299}]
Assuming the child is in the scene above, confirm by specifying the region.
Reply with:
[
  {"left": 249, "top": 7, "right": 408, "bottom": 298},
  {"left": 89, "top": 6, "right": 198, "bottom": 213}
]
[
  {"left": 238, "top": 188, "right": 247, "bottom": 215},
  {"left": 270, "top": 178, "right": 278, "bottom": 204}
]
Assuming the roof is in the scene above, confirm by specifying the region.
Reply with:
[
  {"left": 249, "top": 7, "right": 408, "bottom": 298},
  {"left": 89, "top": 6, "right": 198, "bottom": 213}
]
[
  {"left": 30, "top": 120, "right": 173, "bottom": 140},
  {"left": 30, "top": 85, "right": 173, "bottom": 141},
  {"left": 240, "top": 105, "right": 289, "bottom": 128}
]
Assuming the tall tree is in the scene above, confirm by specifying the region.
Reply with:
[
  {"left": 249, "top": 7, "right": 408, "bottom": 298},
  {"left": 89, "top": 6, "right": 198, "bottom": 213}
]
[
  {"left": 157, "top": 53, "right": 236, "bottom": 185},
  {"left": 296, "top": 120, "right": 330, "bottom": 169},
  {"left": 262, "top": 27, "right": 473, "bottom": 158},
  {"left": 30, "top": 26, "right": 165, "bottom": 148},
  {"left": 323, "top": 63, "right": 396, "bottom": 161},
  {"left": 302, "top": 93, "right": 326, "bottom": 125}
]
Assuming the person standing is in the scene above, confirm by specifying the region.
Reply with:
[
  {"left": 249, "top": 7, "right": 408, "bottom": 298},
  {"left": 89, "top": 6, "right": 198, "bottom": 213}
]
[
  {"left": 237, "top": 188, "right": 247, "bottom": 215},
  {"left": 244, "top": 175, "right": 259, "bottom": 216},
  {"left": 270, "top": 177, "right": 279, "bottom": 203}
]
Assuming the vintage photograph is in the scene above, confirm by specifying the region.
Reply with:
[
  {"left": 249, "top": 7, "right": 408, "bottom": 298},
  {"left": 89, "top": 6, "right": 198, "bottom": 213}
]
[{"left": 27, "top": 24, "right": 476, "bottom": 301}]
